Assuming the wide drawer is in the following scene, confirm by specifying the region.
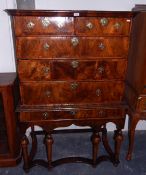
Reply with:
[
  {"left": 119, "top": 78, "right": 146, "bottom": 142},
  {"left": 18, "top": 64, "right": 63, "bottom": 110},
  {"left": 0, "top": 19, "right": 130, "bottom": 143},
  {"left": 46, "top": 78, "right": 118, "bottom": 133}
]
[
  {"left": 20, "top": 81, "right": 125, "bottom": 105},
  {"left": 75, "top": 17, "right": 131, "bottom": 36},
  {"left": 14, "top": 16, "right": 74, "bottom": 36},
  {"left": 16, "top": 37, "right": 129, "bottom": 59},
  {"left": 18, "top": 59, "right": 127, "bottom": 81},
  {"left": 19, "top": 108, "right": 125, "bottom": 122}
]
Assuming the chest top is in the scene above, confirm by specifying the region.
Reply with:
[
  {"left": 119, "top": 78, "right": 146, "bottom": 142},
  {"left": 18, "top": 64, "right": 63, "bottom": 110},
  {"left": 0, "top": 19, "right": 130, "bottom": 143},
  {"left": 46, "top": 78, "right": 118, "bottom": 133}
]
[{"left": 6, "top": 10, "right": 138, "bottom": 109}]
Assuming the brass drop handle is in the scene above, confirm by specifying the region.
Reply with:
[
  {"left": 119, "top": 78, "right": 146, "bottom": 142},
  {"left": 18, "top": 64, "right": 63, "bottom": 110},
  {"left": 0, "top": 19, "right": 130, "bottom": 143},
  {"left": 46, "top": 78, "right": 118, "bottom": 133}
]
[
  {"left": 96, "top": 89, "right": 102, "bottom": 97},
  {"left": 44, "top": 43, "right": 50, "bottom": 50},
  {"left": 98, "top": 43, "right": 105, "bottom": 50},
  {"left": 114, "top": 22, "right": 121, "bottom": 29},
  {"left": 42, "top": 112, "right": 49, "bottom": 120},
  {"left": 43, "top": 67, "right": 50, "bottom": 74},
  {"left": 71, "top": 61, "right": 79, "bottom": 69},
  {"left": 45, "top": 90, "right": 51, "bottom": 97},
  {"left": 86, "top": 22, "right": 93, "bottom": 29},
  {"left": 98, "top": 110, "right": 105, "bottom": 117},
  {"left": 27, "top": 21, "right": 35, "bottom": 29},
  {"left": 41, "top": 17, "right": 51, "bottom": 27},
  {"left": 71, "top": 37, "right": 79, "bottom": 47},
  {"left": 69, "top": 110, "right": 77, "bottom": 115},
  {"left": 70, "top": 82, "right": 78, "bottom": 90},
  {"left": 98, "top": 66, "right": 104, "bottom": 75},
  {"left": 100, "top": 18, "right": 109, "bottom": 26}
]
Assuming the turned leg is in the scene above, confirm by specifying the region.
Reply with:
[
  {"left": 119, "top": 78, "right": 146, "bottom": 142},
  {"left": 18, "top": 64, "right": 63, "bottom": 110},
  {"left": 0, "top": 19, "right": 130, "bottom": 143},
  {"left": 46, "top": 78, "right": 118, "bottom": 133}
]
[
  {"left": 113, "top": 129, "right": 123, "bottom": 166},
  {"left": 126, "top": 114, "right": 139, "bottom": 160},
  {"left": 21, "top": 135, "right": 30, "bottom": 172},
  {"left": 91, "top": 131, "right": 101, "bottom": 166},
  {"left": 45, "top": 133, "right": 54, "bottom": 168}
]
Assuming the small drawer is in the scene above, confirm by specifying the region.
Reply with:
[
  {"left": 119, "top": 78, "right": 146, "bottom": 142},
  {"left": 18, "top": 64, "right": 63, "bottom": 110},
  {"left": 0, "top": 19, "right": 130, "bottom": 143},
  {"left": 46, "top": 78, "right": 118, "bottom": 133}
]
[
  {"left": 78, "top": 37, "right": 129, "bottom": 58},
  {"left": 19, "top": 108, "right": 125, "bottom": 122},
  {"left": 137, "top": 96, "right": 146, "bottom": 112},
  {"left": 75, "top": 17, "right": 131, "bottom": 36},
  {"left": 20, "top": 81, "right": 124, "bottom": 105},
  {"left": 18, "top": 60, "right": 51, "bottom": 81},
  {"left": 14, "top": 16, "right": 74, "bottom": 36},
  {"left": 52, "top": 59, "right": 127, "bottom": 80},
  {"left": 16, "top": 37, "right": 75, "bottom": 59}
]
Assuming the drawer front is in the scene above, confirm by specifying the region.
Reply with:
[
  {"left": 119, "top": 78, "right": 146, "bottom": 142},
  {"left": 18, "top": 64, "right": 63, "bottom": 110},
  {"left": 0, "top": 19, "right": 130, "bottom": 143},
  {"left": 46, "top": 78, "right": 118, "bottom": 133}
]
[
  {"left": 16, "top": 37, "right": 129, "bottom": 59},
  {"left": 78, "top": 37, "right": 129, "bottom": 58},
  {"left": 20, "top": 81, "right": 124, "bottom": 105},
  {"left": 137, "top": 97, "right": 146, "bottom": 112},
  {"left": 14, "top": 16, "right": 74, "bottom": 36},
  {"left": 52, "top": 59, "right": 127, "bottom": 80},
  {"left": 16, "top": 37, "right": 75, "bottom": 59},
  {"left": 18, "top": 60, "right": 51, "bottom": 81},
  {"left": 75, "top": 17, "right": 131, "bottom": 36},
  {"left": 18, "top": 59, "right": 127, "bottom": 81},
  {"left": 19, "top": 108, "right": 124, "bottom": 122}
]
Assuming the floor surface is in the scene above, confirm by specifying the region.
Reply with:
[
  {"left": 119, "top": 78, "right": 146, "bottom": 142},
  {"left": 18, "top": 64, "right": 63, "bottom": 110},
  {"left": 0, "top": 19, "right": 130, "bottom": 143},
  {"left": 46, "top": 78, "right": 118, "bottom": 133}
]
[{"left": 0, "top": 131, "right": 146, "bottom": 175}]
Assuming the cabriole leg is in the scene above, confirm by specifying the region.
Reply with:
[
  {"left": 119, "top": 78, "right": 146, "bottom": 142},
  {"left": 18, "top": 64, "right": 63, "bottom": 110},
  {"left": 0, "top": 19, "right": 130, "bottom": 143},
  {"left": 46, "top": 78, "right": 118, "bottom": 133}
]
[{"left": 126, "top": 115, "right": 139, "bottom": 160}]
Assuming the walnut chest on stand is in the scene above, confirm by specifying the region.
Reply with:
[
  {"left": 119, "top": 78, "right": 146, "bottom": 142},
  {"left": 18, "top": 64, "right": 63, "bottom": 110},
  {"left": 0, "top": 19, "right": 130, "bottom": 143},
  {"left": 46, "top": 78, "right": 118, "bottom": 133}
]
[{"left": 6, "top": 10, "right": 138, "bottom": 172}]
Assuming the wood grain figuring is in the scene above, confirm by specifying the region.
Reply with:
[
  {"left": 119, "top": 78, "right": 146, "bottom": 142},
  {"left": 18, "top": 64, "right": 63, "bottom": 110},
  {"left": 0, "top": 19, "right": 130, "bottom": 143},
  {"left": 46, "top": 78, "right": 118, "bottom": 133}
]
[
  {"left": 6, "top": 10, "right": 135, "bottom": 170},
  {"left": 75, "top": 17, "right": 131, "bottom": 36},
  {"left": 52, "top": 59, "right": 127, "bottom": 80},
  {"left": 16, "top": 37, "right": 75, "bottom": 59},
  {"left": 78, "top": 37, "right": 129, "bottom": 58},
  {"left": 16, "top": 37, "right": 129, "bottom": 59},
  {"left": 18, "top": 60, "right": 51, "bottom": 81},
  {"left": 20, "top": 81, "right": 124, "bottom": 105},
  {"left": 126, "top": 13, "right": 146, "bottom": 96},
  {"left": 19, "top": 108, "right": 124, "bottom": 122},
  {"left": 14, "top": 16, "right": 74, "bottom": 36},
  {"left": 125, "top": 6, "right": 146, "bottom": 160},
  {"left": 18, "top": 59, "right": 127, "bottom": 81}
]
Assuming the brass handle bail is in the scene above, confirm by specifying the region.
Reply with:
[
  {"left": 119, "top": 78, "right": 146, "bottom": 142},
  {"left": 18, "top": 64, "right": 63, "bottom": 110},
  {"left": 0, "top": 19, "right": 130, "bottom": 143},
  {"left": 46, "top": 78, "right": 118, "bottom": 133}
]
[
  {"left": 86, "top": 22, "right": 93, "bottom": 29},
  {"left": 98, "top": 66, "right": 104, "bottom": 75},
  {"left": 27, "top": 21, "right": 35, "bottom": 29},
  {"left": 71, "top": 82, "right": 78, "bottom": 90},
  {"left": 44, "top": 43, "right": 50, "bottom": 50},
  {"left": 42, "top": 112, "right": 49, "bottom": 120},
  {"left": 43, "top": 67, "right": 50, "bottom": 74},
  {"left": 98, "top": 43, "right": 105, "bottom": 50},
  {"left": 46, "top": 91, "right": 51, "bottom": 97},
  {"left": 96, "top": 89, "right": 102, "bottom": 97},
  {"left": 71, "top": 61, "right": 79, "bottom": 69},
  {"left": 100, "top": 18, "right": 109, "bottom": 26},
  {"left": 71, "top": 37, "right": 79, "bottom": 47}
]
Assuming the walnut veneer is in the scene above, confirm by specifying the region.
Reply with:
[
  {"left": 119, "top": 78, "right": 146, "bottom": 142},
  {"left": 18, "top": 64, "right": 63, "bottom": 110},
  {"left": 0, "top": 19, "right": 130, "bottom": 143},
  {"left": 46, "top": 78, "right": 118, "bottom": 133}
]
[
  {"left": 125, "top": 6, "right": 146, "bottom": 160},
  {"left": 6, "top": 10, "right": 138, "bottom": 171}
]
